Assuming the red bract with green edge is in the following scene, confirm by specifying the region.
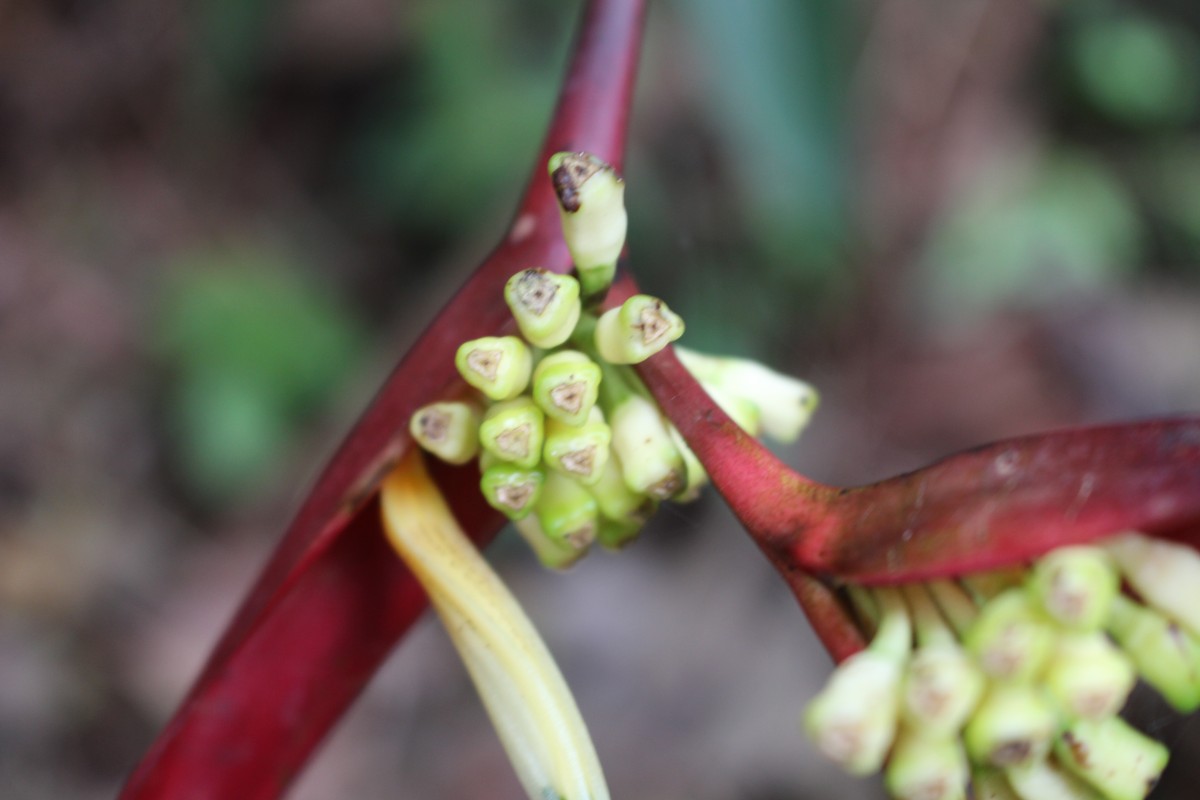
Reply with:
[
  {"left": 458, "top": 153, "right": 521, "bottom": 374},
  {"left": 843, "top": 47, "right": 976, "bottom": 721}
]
[{"left": 121, "top": 0, "right": 1200, "bottom": 798}]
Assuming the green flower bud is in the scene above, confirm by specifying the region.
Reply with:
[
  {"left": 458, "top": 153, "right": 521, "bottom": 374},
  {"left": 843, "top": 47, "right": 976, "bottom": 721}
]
[
  {"left": 804, "top": 650, "right": 905, "bottom": 775},
  {"left": 899, "top": 585, "right": 985, "bottom": 736},
  {"left": 964, "top": 588, "right": 1055, "bottom": 682},
  {"left": 608, "top": 393, "right": 685, "bottom": 500},
  {"left": 504, "top": 268, "right": 582, "bottom": 348},
  {"left": 964, "top": 684, "right": 1060, "bottom": 768},
  {"left": 455, "top": 336, "right": 532, "bottom": 400},
  {"left": 703, "top": 381, "right": 762, "bottom": 437},
  {"left": 1107, "top": 593, "right": 1200, "bottom": 712},
  {"left": 549, "top": 152, "right": 627, "bottom": 298},
  {"left": 531, "top": 350, "right": 603, "bottom": 426},
  {"left": 666, "top": 423, "right": 709, "bottom": 503},
  {"left": 588, "top": 452, "right": 656, "bottom": 527},
  {"left": 409, "top": 401, "right": 482, "bottom": 465},
  {"left": 1005, "top": 757, "right": 1103, "bottom": 800},
  {"left": 1028, "top": 546, "right": 1119, "bottom": 631},
  {"left": 1054, "top": 717, "right": 1168, "bottom": 800},
  {"left": 480, "top": 462, "right": 545, "bottom": 521},
  {"left": 479, "top": 397, "right": 545, "bottom": 469},
  {"left": 884, "top": 728, "right": 970, "bottom": 800},
  {"left": 1041, "top": 632, "right": 1135, "bottom": 721},
  {"left": 594, "top": 294, "right": 684, "bottom": 365},
  {"left": 513, "top": 514, "right": 586, "bottom": 571},
  {"left": 902, "top": 642, "right": 985, "bottom": 736},
  {"left": 1105, "top": 532, "right": 1200, "bottom": 638},
  {"left": 804, "top": 588, "right": 910, "bottom": 775},
  {"left": 675, "top": 347, "right": 819, "bottom": 442},
  {"left": 542, "top": 407, "right": 611, "bottom": 485},
  {"left": 535, "top": 471, "right": 599, "bottom": 552},
  {"left": 595, "top": 515, "right": 646, "bottom": 551}
]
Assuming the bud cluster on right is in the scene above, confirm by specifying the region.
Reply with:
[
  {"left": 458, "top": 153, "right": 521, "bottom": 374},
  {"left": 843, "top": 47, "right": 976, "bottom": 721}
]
[
  {"left": 408, "top": 152, "right": 819, "bottom": 568},
  {"left": 805, "top": 533, "right": 1200, "bottom": 800}
]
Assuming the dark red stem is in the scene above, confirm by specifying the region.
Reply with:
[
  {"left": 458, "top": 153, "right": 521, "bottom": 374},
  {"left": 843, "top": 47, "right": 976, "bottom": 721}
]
[{"left": 120, "top": 2, "right": 646, "bottom": 797}]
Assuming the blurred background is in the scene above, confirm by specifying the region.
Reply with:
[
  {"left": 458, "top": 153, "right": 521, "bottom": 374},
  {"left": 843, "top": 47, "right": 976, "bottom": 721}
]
[{"left": 3, "top": 0, "right": 1200, "bottom": 797}]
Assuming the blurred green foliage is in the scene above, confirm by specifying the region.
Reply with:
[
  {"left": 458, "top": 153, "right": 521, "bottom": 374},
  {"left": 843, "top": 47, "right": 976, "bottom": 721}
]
[
  {"left": 626, "top": 0, "right": 852, "bottom": 358},
  {"left": 917, "top": 2, "right": 1200, "bottom": 322},
  {"left": 1068, "top": 7, "right": 1199, "bottom": 128},
  {"left": 921, "top": 152, "right": 1140, "bottom": 323},
  {"left": 346, "top": 0, "right": 572, "bottom": 230},
  {"left": 678, "top": 0, "right": 851, "bottom": 278},
  {"left": 191, "top": 0, "right": 283, "bottom": 110},
  {"left": 1147, "top": 140, "right": 1200, "bottom": 264},
  {"left": 155, "top": 247, "right": 364, "bottom": 504}
]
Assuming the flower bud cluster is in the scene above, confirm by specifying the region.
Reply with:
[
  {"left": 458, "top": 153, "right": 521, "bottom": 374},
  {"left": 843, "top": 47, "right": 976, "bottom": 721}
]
[
  {"left": 805, "top": 536, "right": 1196, "bottom": 800},
  {"left": 410, "top": 154, "right": 818, "bottom": 568},
  {"left": 411, "top": 268, "right": 815, "bottom": 568}
]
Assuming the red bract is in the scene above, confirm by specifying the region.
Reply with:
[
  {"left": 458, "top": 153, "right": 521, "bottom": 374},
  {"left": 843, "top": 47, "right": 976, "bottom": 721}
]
[{"left": 123, "top": 0, "right": 1200, "bottom": 795}]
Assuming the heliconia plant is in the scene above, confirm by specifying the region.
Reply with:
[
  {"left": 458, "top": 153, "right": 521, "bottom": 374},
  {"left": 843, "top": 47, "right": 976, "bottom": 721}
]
[{"left": 120, "top": 1, "right": 1200, "bottom": 798}]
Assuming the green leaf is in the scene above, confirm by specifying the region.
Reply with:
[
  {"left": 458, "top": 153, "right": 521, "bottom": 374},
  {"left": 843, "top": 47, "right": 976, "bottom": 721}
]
[{"left": 154, "top": 245, "right": 364, "bottom": 503}]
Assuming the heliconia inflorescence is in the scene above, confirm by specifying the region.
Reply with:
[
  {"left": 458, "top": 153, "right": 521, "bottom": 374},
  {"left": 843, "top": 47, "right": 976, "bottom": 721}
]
[{"left": 398, "top": 152, "right": 1189, "bottom": 800}]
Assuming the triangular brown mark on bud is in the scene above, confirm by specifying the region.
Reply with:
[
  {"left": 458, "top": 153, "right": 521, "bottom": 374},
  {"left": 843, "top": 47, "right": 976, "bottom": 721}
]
[
  {"left": 1048, "top": 569, "right": 1086, "bottom": 623},
  {"left": 908, "top": 662, "right": 950, "bottom": 717},
  {"left": 912, "top": 778, "right": 952, "bottom": 799},
  {"left": 1073, "top": 691, "right": 1111, "bottom": 719},
  {"left": 646, "top": 471, "right": 684, "bottom": 500},
  {"left": 467, "top": 349, "right": 502, "bottom": 380},
  {"left": 564, "top": 522, "right": 596, "bottom": 549},
  {"left": 496, "top": 482, "right": 535, "bottom": 512},
  {"left": 634, "top": 303, "right": 671, "bottom": 345},
  {"left": 417, "top": 410, "right": 450, "bottom": 442},
  {"left": 495, "top": 424, "right": 531, "bottom": 459},
  {"left": 550, "top": 381, "right": 586, "bottom": 414},
  {"left": 560, "top": 446, "right": 596, "bottom": 477},
  {"left": 513, "top": 269, "right": 558, "bottom": 315},
  {"left": 989, "top": 740, "right": 1033, "bottom": 767},
  {"left": 552, "top": 152, "right": 605, "bottom": 213},
  {"left": 817, "top": 726, "right": 862, "bottom": 764}
]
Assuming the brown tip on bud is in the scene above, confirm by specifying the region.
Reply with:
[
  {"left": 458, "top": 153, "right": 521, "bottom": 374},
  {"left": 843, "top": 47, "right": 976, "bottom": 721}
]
[
  {"left": 560, "top": 447, "right": 597, "bottom": 477},
  {"left": 467, "top": 348, "right": 502, "bottom": 380},
  {"left": 417, "top": 410, "right": 450, "bottom": 442},
  {"left": 990, "top": 740, "right": 1033, "bottom": 767},
  {"left": 552, "top": 153, "right": 605, "bottom": 213},
  {"left": 634, "top": 302, "right": 672, "bottom": 346},
  {"left": 647, "top": 472, "right": 684, "bottom": 500},
  {"left": 1049, "top": 569, "right": 1087, "bottom": 621},
  {"left": 496, "top": 482, "right": 536, "bottom": 512},
  {"left": 563, "top": 522, "right": 597, "bottom": 549},
  {"left": 512, "top": 269, "right": 558, "bottom": 315},
  {"left": 550, "top": 381, "right": 586, "bottom": 414},
  {"left": 495, "top": 425, "right": 532, "bottom": 460},
  {"left": 818, "top": 726, "right": 863, "bottom": 764}
]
